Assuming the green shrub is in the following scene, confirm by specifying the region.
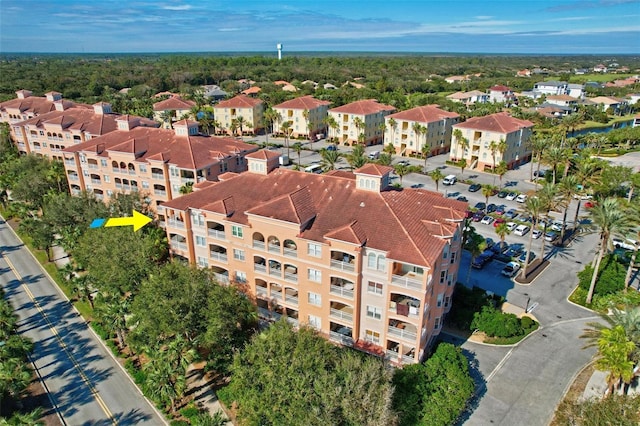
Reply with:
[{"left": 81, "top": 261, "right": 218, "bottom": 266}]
[
  {"left": 471, "top": 306, "right": 529, "bottom": 338},
  {"left": 448, "top": 285, "right": 490, "bottom": 330},
  {"left": 180, "top": 405, "right": 200, "bottom": 420},
  {"left": 577, "top": 254, "right": 626, "bottom": 296},
  {"left": 90, "top": 322, "right": 109, "bottom": 339},
  {"left": 521, "top": 316, "right": 534, "bottom": 330},
  {"left": 169, "top": 421, "right": 189, "bottom": 426}
]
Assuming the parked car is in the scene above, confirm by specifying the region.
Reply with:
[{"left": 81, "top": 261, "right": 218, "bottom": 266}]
[
  {"left": 472, "top": 211, "right": 484, "bottom": 222},
  {"left": 491, "top": 241, "right": 509, "bottom": 255},
  {"left": 514, "top": 224, "right": 530, "bottom": 236},
  {"left": 474, "top": 202, "right": 486, "bottom": 211},
  {"left": 397, "top": 159, "right": 410, "bottom": 166},
  {"left": 443, "top": 174, "right": 457, "bottom": 185},
  {"left": 493, "top": 217, "right": 506, "bottom": 227},
  {"left": 532, "top": 229, "right": 543, "bottom": 239},
  {"left": 412, "top": 183, "right": 424, "bottom": 188},
  {"left": 533, "top": 169, "right": 547, "bottom": 178},
  {"left": 504, "top": 243, "right": 525, "bottom": 258},
  {"left": 516, "top": 194, "right": 528, "bottom": 203},
  {"left": 497, "top": 190, "right": 508, "bottom": 198},
  {"left": 519, "top": 214, "right": 533, "bottom": 223},
  {"left": 505, "top": 209, "right": 519, "bottom": 220},
  {"left": 505, "top": 192, "right": 518, "bottom": 201},
  {"left": 456, "top": 195, "right": 468, "bottom": 202},
  {"left": 368, "top": 151, "right": 380, "bottom": 159},
  {"left": 465, "top": 209, "right": 473, "bottom": 218},
  {"left": 544, "top": 231, "right": 559, "bottom": 242},
  {"left": 472, "top": 252, "right": 493, "bottom": 269},
  {"left": 495, "top": 205, "right": 507, "bottom": 215},
  {"left": 480, "top": 215, "right": 495, "bottom": 225},
  {"left": 550, "top": 220, "right": 564, "bottom": 232},
  {"left": 584, "top": 201, "right": 596, "bottom": 209},
  {"left": 518, "top": 251, "right": 536, "bottom": 264},
  {"left": 484, "top": 237, "right": 495, "bottom": 249},
  {"left": 467, "top": 183, "right": 480, "bottom": 192},
  {"left": 326, "top": 144, "right": 337, "bottom": 151},
  {"left": 486, "top": 203, "right": 497, "bottom": 213},
  {"left": 613, "top": 238, "right": 638, "bottom": 251},
  {"left": 501, "top": 261, "right": 521, "bottom": 277},
  {"left": 506, "top": 222, "right": 517, "bottom": 231}
]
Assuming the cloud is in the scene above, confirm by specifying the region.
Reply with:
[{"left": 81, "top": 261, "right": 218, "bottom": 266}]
[
  {"left": 546, "top": 0, "right": 640, "bottom": 12},
  {"left": 161, "top": 4, "right": 192, "bottom": 11}
]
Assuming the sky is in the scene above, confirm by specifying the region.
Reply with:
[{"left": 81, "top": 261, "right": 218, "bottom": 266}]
[{"left": 1, "top": 0, "right": 639, "bottom": 54}]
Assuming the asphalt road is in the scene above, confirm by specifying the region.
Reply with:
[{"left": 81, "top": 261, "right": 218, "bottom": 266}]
[{"left": 0, "top": 216, "right": 166, "bottom": 426}]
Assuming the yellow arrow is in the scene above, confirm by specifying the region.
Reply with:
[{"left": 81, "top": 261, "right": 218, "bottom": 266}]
[{"left": 104, "top": 210, "right": 152, "bottom": 232}]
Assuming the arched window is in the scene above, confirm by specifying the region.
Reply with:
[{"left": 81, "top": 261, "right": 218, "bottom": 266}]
[{"left": 368, "top": 253, "right": 376, "bottom": 268}]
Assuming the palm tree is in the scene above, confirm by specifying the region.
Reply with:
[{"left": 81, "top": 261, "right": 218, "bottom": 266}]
[
  {"left": 229, "top": 119, "right": 239, "bottom": 137},
  {"left": 466, "top": 230, "right": 487, "bottom": 284},
  {"left": 573, "top": 157, "right": 602, "bottom": 228},
  {"left": 179, "top": 182, "right": 193, "bottom": 194},
  {"left": 520, "top": 196, "right": 543, "bottom": 278},
  {"left": 458, "top": 158, "right": 468, "bottom": 176},
  {"left": 388, "top": 118, "right": 397, "bottom": 147},
  {"left": 320, "top": 149, "right": 343, "bottom": 172},
  {"left": 378, "top": 122, "right": 386, "bottom": 145},
  {"left": 211, "top": 119, "right": 221, "bottom": 136},
  {"left": 481, "top": 184, "right": 497, "bottom": 206},
  {"left": 353, "top": 117, "right": 365, "bottom": 144},
  {"left": 582, "top": 306, "right": 640, "bottom": 365},
  {"left": 495, "top": 222, "right": 511, "bottom": 248},
  {"left": 412, "top": 122, "right": 424, "bottom": 156},
  {"left": 586, "top": 198, "right": 630, "bottom": 304},
  {"left": 324, "top": 115, "right": 339, "bottom": 143},
  {"left": 159, "top": 110, "right": 174, "bottom": 129},
  {"left": 281, "top": 120, "right": 293, "bottom": 158},
  {"left": 452, "top": 128, "right": 463, "bottom": 159},
  {"left": 302, "top": 109, "right": 310, "bottom": 139},
  {"left": 594, "top": 326, "right": 635, "bottom": 396},
  {"left": 235, "top": 116, "right": 246, "bottom": 138},
  {"left": 624, "top": 231, "right": 640, "bottom": 290},
  {"left": 292, "top": 142, "right": 303, "bottom": 165},
  {"left": 495, "top": 161, "right": 508, "bottom": 188},
  {"left": 346, "top": 144, "right": 368, "bottom": 171},
  {"left": 489, "top": 140, "right": 499, "bottom": 170},
  {"left": 497, "top": 138, "right": 507, "bottom": 164},
  {"left": 263, "top": 108, "right": 281, "bottom": 145},
  {"left": 71, "top": 275, "right": 95, "bottom": 309},
  {"left": 143, "top": 354, "right": 179, "bottom": 412},
  {"left": 394, "top": 164, "right": 409, "bottom": 184},
  {"left": 558, "top": 174, "right": 579, "bottom": 243},
  {"left": 429, "top": 169, "right": 444, "bottom": 192},
  {"left": 542, "top": 145, "right": 567, "bottom": 184},
  {"left": 421, "top": 142, "right": 430, "bottom": 171},
  {"left": 527, "top": 133, "right": 548, "bottom": 183}
]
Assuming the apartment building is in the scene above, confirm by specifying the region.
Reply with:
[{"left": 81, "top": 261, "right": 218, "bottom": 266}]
[
  {"left": 61, "top": 119, "right": 258, "bottom": 207},
  {"left": 159, "top": 155, "right": 466, "bottom": 365},
  {"left": 153, "top": 95, "right": 196, "bottom": 128},
  {"left": 450, "top": 112, "right": 533, "bottom": 171},
  {"left": 0, "top": 90, "right": 72, "bottom": 126},
  {"left": 488, "top": 85, "right": 516, "bottom": 104},
  {"left": 213, "top": 94, "right": 265, "bottom": 136},
  {"left": 446, "top": 90, "right": 489, "bottom": 106},
  {"left": 10, "top": 102, "right": 157, "bottom": 159},
  {"left": 272, "top": 95, "right": 331, "bottom": 139},
  {"left": 384, "top": 105, "right": 460, "bottom": 157},
  {"left": 328, "top": 99, "right": 395, "bottom": 145}
]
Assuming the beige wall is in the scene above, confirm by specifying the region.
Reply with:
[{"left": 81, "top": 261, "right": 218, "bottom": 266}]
[
  {"left": 384, "top": 117, "right": 459, "bottom": 157},
  {"left": 273, "top": 105, "right": 329, "bottom": 138},
  {"left": 214, "top": 104, "right": 265, "bottom": 136},
  {"left": 327, "top": 110, "right": 391, "bottom": 146}
]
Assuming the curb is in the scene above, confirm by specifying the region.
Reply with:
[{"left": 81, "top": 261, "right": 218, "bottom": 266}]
[{"left": 1, "top": 214, "right": 169, "bottom": 425}]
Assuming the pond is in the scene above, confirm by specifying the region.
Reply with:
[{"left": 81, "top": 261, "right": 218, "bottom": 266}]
[{"left": 573, "top": 119, "right": 633, "bottom": 137}]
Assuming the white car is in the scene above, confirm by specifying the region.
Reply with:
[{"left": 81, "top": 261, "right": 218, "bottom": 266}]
[
  {"left": 513, "top": 224, "right": 530, "bottom": 236},
  {"left": 505, "top": 192, "right": 517, "bottom": 201},
  {"left": 613, "top": 238, "right": 638, "bottom": 251},
  {"left": 516, "top": 194, "right": 528, "bottom": 203},
  {"left": 480, "top": 215, "right": 495, "bottom": 225},
  {"left": 550, "top": 220, "right": 564, "bottom": 232},
  {"left": 501, "top": 261, "right": 521, "bottom": 277},
  {"left": 532, "top": 229, "right": 543, "bottom": 239},
  {"left": 506, "top": 222, "right": 517, "bottom": 231}
]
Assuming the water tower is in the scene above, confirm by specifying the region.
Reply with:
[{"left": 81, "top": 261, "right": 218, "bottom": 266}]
[{"left": 277, "top": 43, "right": 283, "bottom": 60}]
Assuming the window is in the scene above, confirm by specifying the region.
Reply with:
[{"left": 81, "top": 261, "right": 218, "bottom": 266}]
[
  {"left": 308, "top": 315, "right": 321, "bottom": 329},
  {"left": 233, "top": 249, "right": 245, "bottom": 261},
  {"left": 232, "top": 225, "right": 243, "bottom": 238},
  {"left": 307, "top": 242, "right": 321, "bottom": 257},
  {"left": 191, "top": 212, "right": 204, "bottom": 227},
  {"left": 368, "top": 252, "right": 386, "bottom": 271},
  {"left": 308, "top": 268, "right": 321, "bottom": 283},
  {"left": 440, "top": 271, "right": 447, "bottom": 284},
  {"left": 366, "top": 305, "right": 382, "bottom": 320},
  {"left": 450, "top": 252, "right": 457, "bottom": 264},
  {"left": 235, "top": 271, "right": 247, "bottom": 283},
  {"left": 434, "top": 317, "right": 441, "bottom": 329},
  {"left": 443, "top": 245, "right": 449, "bottom": 259},
  {"left": 437, "top": 293, "right": 444, "bottom": 308},
  {"left": 368, "top": 253, "right": 376, "bottom": 268},
  {"left": 106, "top": 190, "right": 113, "bottom": 196},
  {"left": 308, "top": 292, "right": 321, "bottom": 306},
  {"left": 103, "top": 175, "right": 110, "bottom": 183},
  {"left": 139, "top": 164, "right": 147, "bottom": 173},
  {"left": 367, "top": 281, "right": 383, "bottom": 295},
  {"left": 195, "top": 235, "right": 206, "bottom": 247},
  {"left": 100, "top": 159, "right": 107, "bottom": 167},
  {"left": 365, "top": 329, "right": 380, "bottom": 344},
  {"left": 142, "top": 181, "right": 149, "bottom": 189},
  {"left": 170, "top": 167, "right": 179, "bottom": 177},
  {"left": 444, "top": 296, "right": 451, "bottom": 308},
  {"left": 197, "top": 257, "right": 208, "bottom": 267}
]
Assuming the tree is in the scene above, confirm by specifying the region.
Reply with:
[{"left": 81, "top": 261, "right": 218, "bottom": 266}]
[
  {"left": 624, "top": 231, "right": 640, "bottom": 290},
  {"left": 324, "top": 115, "right": 339, "bottom": 143},
  {"left": 281, "top": 120, "right": 293, "bottom": 158},
  {"left": 179, "top": 181, "right": 194, "bottom": 194},
  {"left": 595, "top": 326, "right": 635, "bottom": 396},
  {"left": 527, "top": 133, "right": 548, "bottom": 183},
  {"left": 572, "top": 157, "right": 602, "bottom": 229},
  {"left": 388, "top": 118, "right": 397, "bottom": 147},
  {"left": 345, "top": 144, "right": 367, "bottom": 171},
  {"left": 536, "top": 181, "right": 560, "bottom": 260},
  {"left": 495, "top": 222, "right": 511, "bottom": 246},
  {"left": 378, "top": 121, "right": 387, "bottom": 145},
  {"left": 319, "top": 148, "right": 343, "bottom": 172},
  {"left": 412, "top": 122, "right": 424, "bottom": 155},
  {"left": 489, "top": 140, "right": 498, "bottom": 170},
  {"left": 421, "top": 143, "right": 431, "bottom": 171},
  {"left": 263, "top": 108, "right": 280, "bottom": 145},
  {"left": 558, "top": 174, "right": 579, "bottom": 243},
  {"left": 586, "top": 198, "right": 630, "bottom": 304},
  {"left": 143, "top": 352, "right": 182, "bottom": 413},
  {"left": 521, "top": 196, "right": 543, "bottom": 278},
  {"left": 353, "top": 117, "right": 365, "bottom": 144},
  {"left": 457, "top": 158, "right": 467, "bottom": 176},
  {"left": 465, "top": 228, "right": 487, "bottom": 284},
  {"left": 481, "top": 184, "right": 497, "bottom": 205},
  {"left": 159, "top": 110, "right": 174, "bottom": 129},
  {"left": 542, "top": 144, "right": 567, "bottom": 185},
  {"left": 429, "top": 169, "right": 444, "bottom": 192},
  {"left": 495, "top": 161, "right": 508, "bottom": 188},
  {"left": 235, "top": 116, "right": 246, "bottom": 138},
  {"left": 395, "top": 164, "right": 409, "bottom": 184}
]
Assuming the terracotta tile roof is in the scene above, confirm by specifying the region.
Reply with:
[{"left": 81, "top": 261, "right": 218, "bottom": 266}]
[
  {"left": 387, "top": 105, "right": 459, "bottom": 123},
  {"left": 453, "top": 112, "right": 533, "bottom": 134},
  {"left": 274, "top": 80, "right": 290, "bottom": 86},
  {"left": 153, "top": 96, "right": 196, "bottom": 111},
  {"left": 329, "top": 99, "right": 395, "bottom": 115},
  {"left": 489, "top": 85, "right": 512, "bottom": 92},
  {"left": 215, "top": 94, "right": 263, "bottom": 108},
  {"left": 273, "top": 95, "right": 331, "bottom": 110},
  {"left": 161, "top": 168, "right": 466, "bottom": 267},
  {"left": 246, "top": 149, "right": 281, "bottom": 160},
  {"left": 546, "top": 95, "right": 578, "bottom": 101},
  {"left": 325, "top": 170, "right": 355, "bottom": 179},
  {"left": 63, "top": 126, "right": 257, "bottom": 170},
  {"left": 355, "top": 163, "right": 394, "bottom": 177},
  {"left": 0, "top": 96, "right": 61, "bottom": 115},
  {"left": 241, "top": 87, "right": 261, "bottom": 95}
]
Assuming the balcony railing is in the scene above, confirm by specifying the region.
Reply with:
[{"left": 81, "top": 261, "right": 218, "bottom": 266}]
[
  {"left": 330, "top": 259, "right": 355, "bottom": 272},
  {"left": 252, "top": 240, "right": 265, "bottom": 250},
  {"left": 330, "top": 308, "right": 353, "bottom": 322},
  {"left": 385, "top": 350, "right": 400, "bottom": 363},
  {"left": 209, "top": 251, "right": 228, "bottom": 262},
  {"left": 91, "top": 179, "right": 101, "bottom": 185},
  {"left": 283, "top": 247, "right": 297, "bottom": 258},
  {"left": 207, "top": 229, "right": 225, "bottom": 240},
  {"left": 256, "top": 287, "right": 268, "bottom": 297},
  {"left": 284, "top": 295, "right": 298, "bottom": 306},
  {"left": 401, "top": 354, "right": 416, "bottom": 365},
  {"left": 68, "top": 175, "right": 79, "bottom": 181},
  {"left": 268, "top": 244, "right": 280, "bottom": 254},
  {"left": 213, "top": 272, "right": 229, "bottom": 285},
  {"left": 168, "top": 219, "right": 185, "bottom": 229},
  {"left": 128, "top": 170, "right": 137, "bottom": 175},
  {"left": 154, "top": 189, "right": 166, "bottom": 196},
  {"left": 329, "top": 331, "right": 354, "bottom": 347},
  {"left": 329, "top": 285, "right": 353, "bottom": 299},
  {"left": 387, "top": 326, "right": 417, "bottom": 342},
  {"left": 170, "top": 241, "right": 187, "bottom": 251},
  {"left": 88, "top": 164, "right": 99, "bottom": 169},
  {"left": 283, "top": 272, "right": 298, "bottom": 283},
  {"left": 268, "top": 268, "right": 281, "bottom": 277},
  {"left": 64, "top": 159, "right": 75, "bottom": 166},
  {"left": 152, "top": 173, "right": 164, "bottom": 180},
  {"left": 181, "top": 177, "right": 195, "bottom": 184},
  {"left": 286, "top": 317, "right": 299, "bottom": 327},
  {"left": 254, "top": 263, "right": 266, "bottom": 273},
  {"left": 391, "top": 274, "right": 423, "bottom": 291}
]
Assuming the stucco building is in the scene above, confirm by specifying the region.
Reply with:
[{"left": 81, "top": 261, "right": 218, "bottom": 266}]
[
  {"left": 153, "top": 96, "right": 196, "bottom": 128},
  {"left": 159, "top": 157, "right": 466, "bottom": 365},
  {"left": 213, "top": 94, "right": 265, "bottom": 136},
  {"left": 272, "top": 96, "right": 331, "bottom": 139},
  {"left": 328, "top": 99, "right": 395, "bottom": 145}
]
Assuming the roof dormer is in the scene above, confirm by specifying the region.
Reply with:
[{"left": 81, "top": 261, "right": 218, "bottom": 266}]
[
  {"left": 16, "top": 90, "right": 32, "bottom": 99},
  {"left": 116, "top": 115, "right": 140, "bottom": 131},
  {"left": 45, "top": 91, "right": 62, "bottom": 101},
  {"left": 173, "top": 119, "right": 199, "bottom": 136},
  {"left": 93, "top": 102, "right": 112, "bottom": 115},
  {"left": 354, "top": 164, "right": 393, "bottom": 192},
  {"left": 245, "top": 149, "right": 280, "bottom": 175}
]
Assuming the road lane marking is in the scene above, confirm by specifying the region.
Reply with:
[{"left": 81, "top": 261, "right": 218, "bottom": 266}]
[{"left": 1, "top": 252, "right": 117, "bottom": 425}]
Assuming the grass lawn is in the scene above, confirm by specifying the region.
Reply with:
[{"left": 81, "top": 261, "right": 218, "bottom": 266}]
[
  {"left": 546, "top": 73, "right": 634, "bottom": 83},
  {"left": 579, "top": 114, "right": 636, "bottom": 130}
]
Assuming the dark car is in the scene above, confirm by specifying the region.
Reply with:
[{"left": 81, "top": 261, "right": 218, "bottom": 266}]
[
  {"left": 474, "top": 202, "right": 486, "bottom": 211},
  {"left": 486, "top": 203, "right": 497, "bottom": 213},
  {"left": 533, "top": 169, "right": 547, "bottom": 178},
  {"left": 495, "top": 204, "right": 507, "bottom": 215},
  {"left": 472, "top": 211, "right": 484, "bottom": 222},
  {"left": 504, "top": 243, "right": 525, "bottom": 258},
  {"left": 505, "top": 209, "right": 519, "bottom": 220},
  {"left": 326, "top": 144, "right": 337, "bottom": 151},
  {"left": 465, "top": 209, "right": 473, "bottom": 218},
  {"left": 518, "top": 251, "right": 536, "bottom": 264},
  {"left": 491, "top": 241, "right": 509, "bottom": 255},
  {"left": 456, "top": 195, "right": 468, "bottom": 202},
  {"left": 497, "top": 190, "right": 508, "bottom": 198},
  {"left": 484, "top": 237, "right": 495, "bottom": 249},
  {"left": 471, "top": 251, "right": 493, "bottom": 269},
  {"left": 468, "top": 183, "right": 481, "bottom": 192}
]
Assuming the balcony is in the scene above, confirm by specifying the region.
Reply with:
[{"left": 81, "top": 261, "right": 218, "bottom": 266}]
[
  {"left": 330, "top": 308, "right": 353, "bottom": 323},
  {"left": 330, "top": 259, "right": 355, "bottom": 272},
  {"left": 152, "top": 173, "right": 164, "bottom": 180},
  {"left": 256, "top": 286, "right": 268, "bottom": 297},
  {"left": 168, "top": 219, "right": 185, "bottom": 229},
  {"left": 329, "top": 331, "right": 354, "bottom": 347},
  {"left": 387, "top": 325, "right": 417, "bottom": 342},
  {"left": 64, "top": 159, "right": 75, "bottom": 166},
  {"left": 254, "top": 263, "right": 267, "bottom": 273},
  {"left": 213, "top": 272, "right": 229, "bottom": 285},
  {"left": 391, "top": 274, "right": 423, "bottom": 291},
  {"left": 91, "top": 179, "right": 101, "bottom": 185},
  {"left": 88, "top": 164, "right": 99, "bottom": 170},
  {"left": 154, "top": 189, "right": 167, "bottom": 196},
  {"left": 207, "top": 229, "right": 226, "bottom": 240},
  {"left": 329, "top": 284, "right": 353, "bottom": 299},
  {"left": 252, "top": 240, "right": 265, "bottom": 250},
  {"left": 181, "top": 177, "right": 195, "bottom": 184},
  {"left": 68, "top": 175, "right": 79, "bottom": 181},
  {"left": 128, "top": 169, "right": 137, "bottom": 175},
  {"left": 170, "top": 240, "right": 187, "bottom": 251},
  {"left": 286, "top": 317, "right": 299, "bottom": 327},
  {"left": 209, "top": 251, "right": 228, "bottom": 262},
  {"left": 284, "top": 272, "right": 298, "bottom": 283},
  {"left": 283, "top": 247, "right": 297, "bottom": 258},
  {"left": 284, "top": 295, "right": 298, "bottom": 306},
  {"left": 268, "top": 244, "right": 280, "bottom": 254}
]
